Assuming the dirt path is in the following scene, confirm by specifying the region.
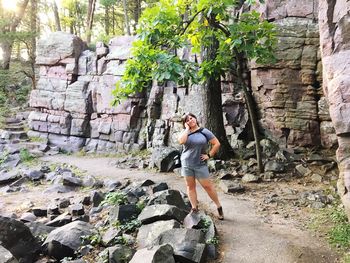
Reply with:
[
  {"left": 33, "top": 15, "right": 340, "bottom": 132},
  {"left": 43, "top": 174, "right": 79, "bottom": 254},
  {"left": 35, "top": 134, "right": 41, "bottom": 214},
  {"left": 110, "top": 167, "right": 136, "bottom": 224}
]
[{"left": 36, "top": 155, "right": 338, "bottom": 263}]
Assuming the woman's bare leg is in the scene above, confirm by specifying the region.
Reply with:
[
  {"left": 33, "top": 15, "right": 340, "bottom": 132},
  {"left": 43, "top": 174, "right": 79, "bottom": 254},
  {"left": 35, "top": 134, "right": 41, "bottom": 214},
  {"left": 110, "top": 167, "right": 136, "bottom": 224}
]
[
  {"left": 185, "top": 176, "right": 198, "bottom": 209},
  {"left": 197, "top": 178, "right": 221, "bottom": 208}
]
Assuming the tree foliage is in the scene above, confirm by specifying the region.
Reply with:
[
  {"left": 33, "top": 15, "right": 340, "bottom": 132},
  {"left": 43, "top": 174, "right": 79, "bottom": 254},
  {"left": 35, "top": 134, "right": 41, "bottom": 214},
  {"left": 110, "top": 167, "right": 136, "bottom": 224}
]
[
  {"left": 113, "top": 0, "right": 276, "bottom": 165},
  {"left": 113, "top": 0, "right": 276, "bottom": 103}
]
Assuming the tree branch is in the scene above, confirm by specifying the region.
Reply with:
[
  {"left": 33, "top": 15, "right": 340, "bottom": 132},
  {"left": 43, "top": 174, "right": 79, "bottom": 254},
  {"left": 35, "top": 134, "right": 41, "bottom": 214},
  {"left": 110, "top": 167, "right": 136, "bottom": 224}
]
[
  {"left": 180, "top": 8, "right": 204, "bottom": 35},
  {"left": 10, "top": 0, "right": 30, "bottom": 32},
  {"left": 212, "top": 22, "right": 230, "bottom": 37}
]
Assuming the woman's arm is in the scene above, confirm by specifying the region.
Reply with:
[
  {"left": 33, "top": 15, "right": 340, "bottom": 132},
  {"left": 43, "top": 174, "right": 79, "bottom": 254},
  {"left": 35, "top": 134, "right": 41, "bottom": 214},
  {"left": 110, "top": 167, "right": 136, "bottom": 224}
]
[
  {"left": 208, "top": 137, "right": 220, "bottom": 157},
  {"left": 178, "top": 123, "right": 190, "bottom": 145},
  {"left": 200, "top": 137, "right": 220, "bottom": 161}
]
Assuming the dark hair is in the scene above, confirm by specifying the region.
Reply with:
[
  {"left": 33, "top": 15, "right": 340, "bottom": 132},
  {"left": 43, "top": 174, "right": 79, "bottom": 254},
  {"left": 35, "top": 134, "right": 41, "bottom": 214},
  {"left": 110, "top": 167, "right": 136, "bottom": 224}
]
[{"left": 182, "top": 112, "right": 198, "bottom": 128}]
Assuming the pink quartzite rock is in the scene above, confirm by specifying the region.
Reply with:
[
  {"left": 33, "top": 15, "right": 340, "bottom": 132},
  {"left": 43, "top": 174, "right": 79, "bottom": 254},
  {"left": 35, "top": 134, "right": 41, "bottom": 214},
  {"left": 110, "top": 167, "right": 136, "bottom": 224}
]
[
  {"left": 319, "top": 0, "right": 350, "bottom": 217},
  {"left": 36, "top": 32, "right": 86, "bottom": 65}
]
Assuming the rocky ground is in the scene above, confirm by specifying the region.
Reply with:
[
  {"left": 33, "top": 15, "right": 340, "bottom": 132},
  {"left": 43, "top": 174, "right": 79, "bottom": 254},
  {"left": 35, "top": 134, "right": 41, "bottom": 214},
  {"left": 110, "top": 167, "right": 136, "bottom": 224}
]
[
  {"left": 0, "top": 150, "right": 341, "bottom": 263},
  {"left": 0, "top": 121, "right": 342, "bottom": 262}
]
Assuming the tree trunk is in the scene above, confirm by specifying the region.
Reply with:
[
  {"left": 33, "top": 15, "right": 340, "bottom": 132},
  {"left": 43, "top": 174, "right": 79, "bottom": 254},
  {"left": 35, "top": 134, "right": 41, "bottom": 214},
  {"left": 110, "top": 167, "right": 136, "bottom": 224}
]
[
  {"left": 236, "top": 54, "right": 263, "bottom": 173},
  {"left": 69, "top": 9, "right": 73, "bottom": 34},
  {"left": 0, "top": 0, "right": 29, "bottom": 69},
  {"left": 86, "top": 0, "right": 96, "bottom": 44},
  {"left": 133, "top": 0, "right": 141, "bottom": 32},
  {"left": 52, "top": 0, "right": 61, "bottom": 31},
  {"left": 122, "top": 0, "right": 131, "bottom": 35},
  {"left": 16, "top": 43, "right": 21, "bottom": 60},
  {"left": 201, "top": 38, "right": 234, "bottom": 159},
  {"left": 29, "top": 0, "right": 37, "bottom": 88},
  {"left": 202, "top": 75, "right": 234, "bottom": 159},
  {"left": 0, "top": 41, "right": 13, "bottom": 70},
  {"left": 112, "top": 6, "right": 115, "bottom": 35},
  {"left": 105, "top": 6, "right": 110, "bottom": 35}
]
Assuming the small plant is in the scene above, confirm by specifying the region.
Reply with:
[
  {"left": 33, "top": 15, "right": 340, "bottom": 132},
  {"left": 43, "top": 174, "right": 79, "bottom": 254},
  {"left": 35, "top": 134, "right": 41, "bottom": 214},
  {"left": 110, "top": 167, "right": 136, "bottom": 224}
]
[
  {"left": 69, "top": 166, "right": 87, "bottom": 178},
  {"left": 123, "top": 219, "right": 141, "bottom": 232},
  {"left": 19, "top": 148, "right": 34, "bottom": 162},
  {"left": 114, "top": 235, "right": 128, "bottom": 245},
  {"left": 0, "top": 150, "right": 9, "bottom": 165},
  {"left": 76, "top": 149, "right": 87, "bottom": 157},
  {"left": 130, "top": 149, "right": 151, "bottom": 158},
  {"left": 100, "top": 191, "right": 128, "bottom": 206},
  {"left": 28, "top": 136, "right": 47, "bottom": 143},
  {"left": 81, "top": 233, "right": 102, "bottom": 247},
  {"left": 37, "top": 233, "right": 48, "bottom": 243},
  {"left": 206, "top": 236, "right": 219, "bottom": 245},
  {"left": 115, "top": 218, "right": 142, "bottom": 233},
  {"left": 199, "top": 217, "right": 212, "bottom": 233},
  {"left": 136, "top": 200, "right": 146, "bottom": 212}
]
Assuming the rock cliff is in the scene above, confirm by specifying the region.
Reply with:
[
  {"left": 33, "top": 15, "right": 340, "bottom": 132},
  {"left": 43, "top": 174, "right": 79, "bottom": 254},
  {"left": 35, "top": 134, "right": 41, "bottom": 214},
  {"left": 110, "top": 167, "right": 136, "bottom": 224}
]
[{"left": 318, "top": 0, "right": 350, "bottom": 217}]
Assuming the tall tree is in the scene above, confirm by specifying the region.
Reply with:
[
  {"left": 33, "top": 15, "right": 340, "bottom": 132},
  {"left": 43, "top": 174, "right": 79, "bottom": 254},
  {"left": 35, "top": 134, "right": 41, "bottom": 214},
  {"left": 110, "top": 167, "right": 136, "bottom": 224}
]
[
  {"left": 28, "top": 0, "right": 38, "bottom": 87},
  {"left": 86, "top": 0, "right": 97, "bottom": 44},
  {"left": 52, "top": 0, "right": 62, "bottom": 31},
  {"left": 133, "top": 0, "right": 141, "bottom": 27},
  {"left": 60, "top": 0, "right": 87, "bottom": 37},
  {"left": 98, "top": 0, "right": 132, "bottom": 40},
  {"left": 122, "top": 0, "right": 130, "bottom": 35},
  {"left": 0, "top": 0, "right": 30, "bottom": 69},
  {"left": 113, "top": 0, "right": 276, "bottom": 163}
]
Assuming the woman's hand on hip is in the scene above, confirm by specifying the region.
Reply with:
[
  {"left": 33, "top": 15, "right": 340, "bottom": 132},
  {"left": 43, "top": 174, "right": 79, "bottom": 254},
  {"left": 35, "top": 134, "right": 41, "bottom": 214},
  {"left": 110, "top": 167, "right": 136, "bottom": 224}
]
[{"left": 200, "top": 154, "right": 210, "bottom": 161}]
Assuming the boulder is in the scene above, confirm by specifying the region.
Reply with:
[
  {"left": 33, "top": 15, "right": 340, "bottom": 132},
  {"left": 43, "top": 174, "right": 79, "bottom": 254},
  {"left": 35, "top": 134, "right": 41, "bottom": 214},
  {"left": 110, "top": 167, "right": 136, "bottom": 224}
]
[
  {"left": 25, "top": 222, "right": 56, "bottom": 238},
  {"left": 0, "top": 216, "right": 39, "bottom": 262},
  {"left": 147, "top": 189, "right": 189, "bottom": 211},
  {"left": 136, "top": 220, "right": 181, "bottom": 249},
  {"left": 91, "top": 190, "right": 105, "bottom": 207},
  {"left": 220, "top": 180, "right": 245, "bottom": 193},
  {"left": 62, "top": 173, "right": 83, "bottom": 187},
  {"left": 43, "top": 221, "right": 96, "bottom": 260},
  {"left": 129, "top": 244, "right": 175, "bottom": 263},
  {"left": 0, "top": 245, "right": 18, "bottom": 263},
  {"left": 102, "top": 227, "right": 122, "bottom": 246},
  {"left": 46, "top": 212, "right": 72, "bottom": 227},
  {"left": 36, "top": 32, "right": 86, "bottom": 66},
  {"left": 48, "top": 134, "right": 86, "bottom": 153},
  {"left": 151, "top": 147, "right": 181, "bottom": 172},
  {"left": 108, "top": 204, "right": 140, "bottom": 223},
  {"left": 138, "top": 205, "right": 187, "bottom": 225},
  {"left": 154, "top": 228, "right": 207, "bottom": 263},
  {"left": 26, "top": 170, "right": 45, "bottom": 181},
  {"left": 152, "top": 182, "right": 169, "bottom": 193},
  {"left": 0, "top": 171, "right": 21, "bottom": 185},
  {"left": 107, "top": 244, "right": 136, "bottom": 263}
]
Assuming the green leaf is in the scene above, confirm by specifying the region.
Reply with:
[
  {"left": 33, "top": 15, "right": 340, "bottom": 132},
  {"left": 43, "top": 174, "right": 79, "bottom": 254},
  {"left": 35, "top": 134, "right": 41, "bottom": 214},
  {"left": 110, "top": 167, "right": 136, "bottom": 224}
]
[{"left": 112, "top": 0, "right": 276, "bottom": 101}]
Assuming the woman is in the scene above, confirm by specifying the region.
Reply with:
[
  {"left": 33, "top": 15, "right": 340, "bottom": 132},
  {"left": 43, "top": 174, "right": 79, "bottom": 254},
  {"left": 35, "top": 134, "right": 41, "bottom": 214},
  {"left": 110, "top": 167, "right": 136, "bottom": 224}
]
[{"left": 178, "top": 112, "right": 224, "bottom": 220}]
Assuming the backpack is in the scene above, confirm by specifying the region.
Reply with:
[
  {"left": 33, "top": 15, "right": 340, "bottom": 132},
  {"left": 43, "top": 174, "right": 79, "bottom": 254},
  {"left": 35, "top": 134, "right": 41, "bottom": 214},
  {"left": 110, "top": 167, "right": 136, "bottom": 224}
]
[{"left": 173, "top": 128, "right": 209, "bottom": 169}]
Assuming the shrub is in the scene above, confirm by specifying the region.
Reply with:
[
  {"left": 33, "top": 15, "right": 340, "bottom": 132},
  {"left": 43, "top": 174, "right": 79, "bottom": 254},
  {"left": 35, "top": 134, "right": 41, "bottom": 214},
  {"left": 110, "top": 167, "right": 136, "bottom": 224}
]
[{"left": 100, "top": 191, "right": 128, "bottom": 206}]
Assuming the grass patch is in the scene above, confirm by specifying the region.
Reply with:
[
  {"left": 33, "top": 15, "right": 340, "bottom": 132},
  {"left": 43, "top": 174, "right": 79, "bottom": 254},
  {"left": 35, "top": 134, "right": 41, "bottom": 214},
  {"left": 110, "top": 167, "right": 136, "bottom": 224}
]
[
  {"left": 28, "top": 136, "right": 47, "bottom": 143},
  {"left": 328, "top": 206, "right": 350, "bottom": 249},
  {"left": 19, "top": 148, "right": 34, "bottom": 162},
  {"left": 308, "top": 198, "right": 350, "bottom": 261}
]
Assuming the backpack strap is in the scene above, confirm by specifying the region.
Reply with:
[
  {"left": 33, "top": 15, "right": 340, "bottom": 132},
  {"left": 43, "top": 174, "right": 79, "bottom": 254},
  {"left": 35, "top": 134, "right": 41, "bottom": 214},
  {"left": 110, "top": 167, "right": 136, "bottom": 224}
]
[{"left": 188, "top": 128, "right": 209, "bottom": 143}]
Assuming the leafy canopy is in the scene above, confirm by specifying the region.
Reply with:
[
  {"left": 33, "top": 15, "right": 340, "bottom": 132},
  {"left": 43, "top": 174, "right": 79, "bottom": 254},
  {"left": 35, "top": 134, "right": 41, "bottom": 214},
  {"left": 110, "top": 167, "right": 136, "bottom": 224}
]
[{"left": 113, "top": 0, "right": 276, "bottom": 104}]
